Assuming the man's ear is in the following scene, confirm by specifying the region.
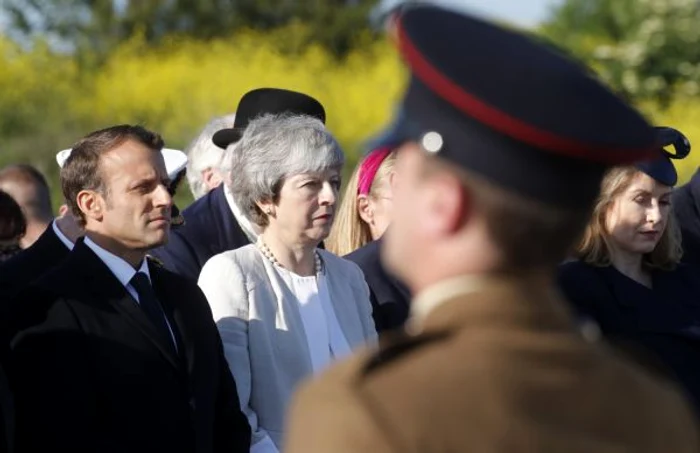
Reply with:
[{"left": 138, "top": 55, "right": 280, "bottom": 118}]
[
  {"left": 357, "top": 195, "right": 373, "bottom": 225},
  {"left": 202, "top": 168, "right": 223, "bottom": 191},
  {"left": 419, "top": 173, "right": 470, "bottom": 238},
  {"left": 76, "top": 190, "right": 105, "bottom": 223}
]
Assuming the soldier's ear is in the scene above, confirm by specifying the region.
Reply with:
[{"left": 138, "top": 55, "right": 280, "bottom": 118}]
[
  {"left": 76, "top": 190, "right": 105, "bottom": 223},
  {"left": 420, "top": 172, "right": 470, "bottom": 238}
]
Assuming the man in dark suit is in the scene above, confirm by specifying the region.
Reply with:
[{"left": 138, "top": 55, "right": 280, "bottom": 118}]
[
  {"left": 345, "top": 238, "right": 410, "bottom": 333},
  {"left": 151, "top": 88, "right": 326, "bottom": 280},
  {"left": 7, "top": 125, "right": 250, "bottom": 453},
  {"left": 0, "top": 148, "right": 188, "bottom": 304},
  {"left": 285, "top": 6, "right": 700, "bottom": 452}
]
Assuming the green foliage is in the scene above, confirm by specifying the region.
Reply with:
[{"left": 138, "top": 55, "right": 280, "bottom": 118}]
[
  {"left": 540, "top": 0, "right": 700, "bottom": 105},
  {"left": 4, "top": 0, "right": 380, "bottom": 58}
]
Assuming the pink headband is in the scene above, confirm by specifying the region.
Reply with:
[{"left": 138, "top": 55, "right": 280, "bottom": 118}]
[{"left": 358, "top": 147, "right": 393, "bottom": 195}]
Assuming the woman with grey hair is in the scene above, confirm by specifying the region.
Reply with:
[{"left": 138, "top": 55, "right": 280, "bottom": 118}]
[{"left": 198, "top": 113, "right": 377, "bottom": 452}]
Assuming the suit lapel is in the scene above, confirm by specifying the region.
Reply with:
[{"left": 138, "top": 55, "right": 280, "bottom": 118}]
[
  {"left": 73, "top": 241, "right": 181, "bottom": 371},
  {"left": 36, "top": 225, "right": 71, "bottom": 262},
  {"left": 320, "top": 258, "right": 365, "bottom": 348},
  {"left": 259, "top": 256, "right": 314, "bottom": 374},
  {"left": 150, "top": 263, "right": 195, "bottom": 378}
]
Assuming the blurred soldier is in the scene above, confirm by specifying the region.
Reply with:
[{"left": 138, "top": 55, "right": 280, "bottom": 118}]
[{"left": 285, "top": 5, "right": 700, "bottom": 453}]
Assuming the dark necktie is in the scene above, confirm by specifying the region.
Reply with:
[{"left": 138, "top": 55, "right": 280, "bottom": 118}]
[{"left": 130, "top": 272, "right": 176, "bottom": 352}]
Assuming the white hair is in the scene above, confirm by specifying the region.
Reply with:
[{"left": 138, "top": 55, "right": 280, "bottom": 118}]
[
  {"left": 185, "top": 113, "right": 236, "bottom": 199},
  {"left": 229, "top": 113, "right": 344, "bottom": 226}
]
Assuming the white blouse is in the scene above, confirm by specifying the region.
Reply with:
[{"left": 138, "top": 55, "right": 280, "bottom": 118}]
[{"left": 262, "top": 254, "right": 351, "bottom": 374}]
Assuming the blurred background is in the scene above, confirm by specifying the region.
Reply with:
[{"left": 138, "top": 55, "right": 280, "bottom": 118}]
[{"left": 2, "top": 0, "right": 700, "bottom": 209}]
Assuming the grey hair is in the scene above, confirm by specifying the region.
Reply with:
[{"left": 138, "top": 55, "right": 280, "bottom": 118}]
[
  {"left": 229, "top": 113, "right": 344, "bottom": 227},
  {"left": 185, "top": 113, "right": 237, "bottom": 199}
]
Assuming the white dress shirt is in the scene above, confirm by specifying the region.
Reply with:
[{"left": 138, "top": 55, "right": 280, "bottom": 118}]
[
  {"left": 264, "top": 259, "right": 351, "bottom": 374},
  {"left": 84, "top": 237, "right": 177, "bottom": 348},
  {"left": 52, "top": 220, "right": 75, "bottom": 250}
]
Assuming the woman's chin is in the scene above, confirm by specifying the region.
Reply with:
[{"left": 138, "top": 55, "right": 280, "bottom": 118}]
[{"left": 304, "top": 228, "right": 331, "bottom": 245}]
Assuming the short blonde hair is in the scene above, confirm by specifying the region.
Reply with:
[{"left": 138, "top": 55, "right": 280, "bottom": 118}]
[
  {"left": 574, "top": 166, "right": 682, "bottom": 270},
  {"left": 326, "top": 150, "right": 397, "bottom": 256}
]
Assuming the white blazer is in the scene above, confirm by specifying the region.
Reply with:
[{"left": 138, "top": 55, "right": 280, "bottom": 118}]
[{"left": 198, "top": 244, "right": 377, "bottom": 451}]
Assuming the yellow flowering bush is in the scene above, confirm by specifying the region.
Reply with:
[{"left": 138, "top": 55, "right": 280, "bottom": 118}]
[
  {"left": 0, "top": 28, "right": 406, "bottom": 208},
  {"left": 84, "top": 28, "right": 406, "bottom": 161}
]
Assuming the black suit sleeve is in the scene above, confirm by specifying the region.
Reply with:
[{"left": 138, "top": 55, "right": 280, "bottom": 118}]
[
  {"left": 9, "top": 291, "right": 109, "bottom": 453},
  {"left": 212, "top": 328, "right": 251, "bottom": 452}
]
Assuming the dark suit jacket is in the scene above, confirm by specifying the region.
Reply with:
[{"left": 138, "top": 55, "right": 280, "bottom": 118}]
[
  {"left": 151, "top": 185, "right": 250, "bottom": 281},
  {"left": 558, "top": 260, "right": 700, "bottom": 414},
  {"left": 0, "top": 224, "right": 69, "bottom": 453},
  {"left": 345, "top": 240, "right": 410, "bottom": 333},
  {"left": 672, "top": 169, "right": 700, "bottom": 266},
  {"left": 7, "top": 240, "right": 251, "bottom": 453},
  {"left": 0, "top": 224, "right": 69, "bottom": 304}
]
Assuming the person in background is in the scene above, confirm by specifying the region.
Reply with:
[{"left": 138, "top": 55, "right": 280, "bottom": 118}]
[
  {"left": 152, "top": 88, "right": 327, "bottom": 281},
  {"left": 326, "top": 147, "right": 397, "bottom": 256},
  {"left": 284, "top": 6, "right": 700, "bottom": 452},
  {"left": 327, "top": 145, "right": 410, "bottom": 333},
  {"left": 7, "top": 124, "right": 251, "bottom": 453},
  {"left": 671, "top": 134, "right": 700, "bottom": 266},
  {"left": 185, "top": 113, "right": 237, "bottom": 200},
  {"left": 0, "top": 164, "right": 53, "bottom": 249},
  {"left": 198, "top": 114, "right": 376, "bottom": 453},
  {"left": 559, "top": 126, "right": 700, "bottom": 412},
  {"left": 0, "top": 189, "right": 26, "bottom": 262}
]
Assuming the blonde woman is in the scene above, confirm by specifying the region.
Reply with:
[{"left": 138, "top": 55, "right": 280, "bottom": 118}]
[
  {"left": 326, "top": 146, "right": 397, "bottom": 256},
  {"left": 327, "top": 146, "right": 411, "bottom": 333},
  {"left": 558, "top": 127, "right": 700, "bottom": 413}
]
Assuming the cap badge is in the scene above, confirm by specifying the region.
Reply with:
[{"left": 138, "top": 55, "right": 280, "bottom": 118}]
[{"left": 421, "top": 131, "right": 443, "bottom": 153}]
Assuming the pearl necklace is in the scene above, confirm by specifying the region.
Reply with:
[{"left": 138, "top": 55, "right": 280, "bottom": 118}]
[{"left": 257, "top": 238, "right": 322, "bottom": 275}]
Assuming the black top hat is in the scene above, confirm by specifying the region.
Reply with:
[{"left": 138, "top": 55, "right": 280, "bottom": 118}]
[
  {"left": 636, "top": 127, "right": 691, "bottom": 186},
  {"left": 380, "top": 5, "right": 658, "bottom": 207},
  {"left": 212, "top": 88, "right": 326, "bottom": 150}
]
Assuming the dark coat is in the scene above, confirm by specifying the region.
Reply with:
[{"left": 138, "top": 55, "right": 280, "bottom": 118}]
[
  {"left": 0, "top": 224, "right": 69, "bottom": 304},
  {"left": 345, "top": 240, "right": 410, "bottom": 334},
  {"left": 7, "top": 239, "right": 251, "bottom": 453},
  {"left": 558, "top": 260, "right": 700, "bottom": 414},
  {"left": 151, "top": 185, "right": 250, "bottom": 281},
  {"left": 672, "top": 169, "right": 700, "bottom": 266},
  {"left": 0, "top": 224, "right": 70, "bottom": 453}
]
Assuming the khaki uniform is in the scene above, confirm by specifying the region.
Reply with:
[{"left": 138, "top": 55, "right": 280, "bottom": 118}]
[{"left": 285, "top": 276, "right": 700, "bottom": 453}]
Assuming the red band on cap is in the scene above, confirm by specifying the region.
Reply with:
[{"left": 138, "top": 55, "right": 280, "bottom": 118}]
[{"left": 396, "top": 17, "right": 655, "bottom": 164}]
